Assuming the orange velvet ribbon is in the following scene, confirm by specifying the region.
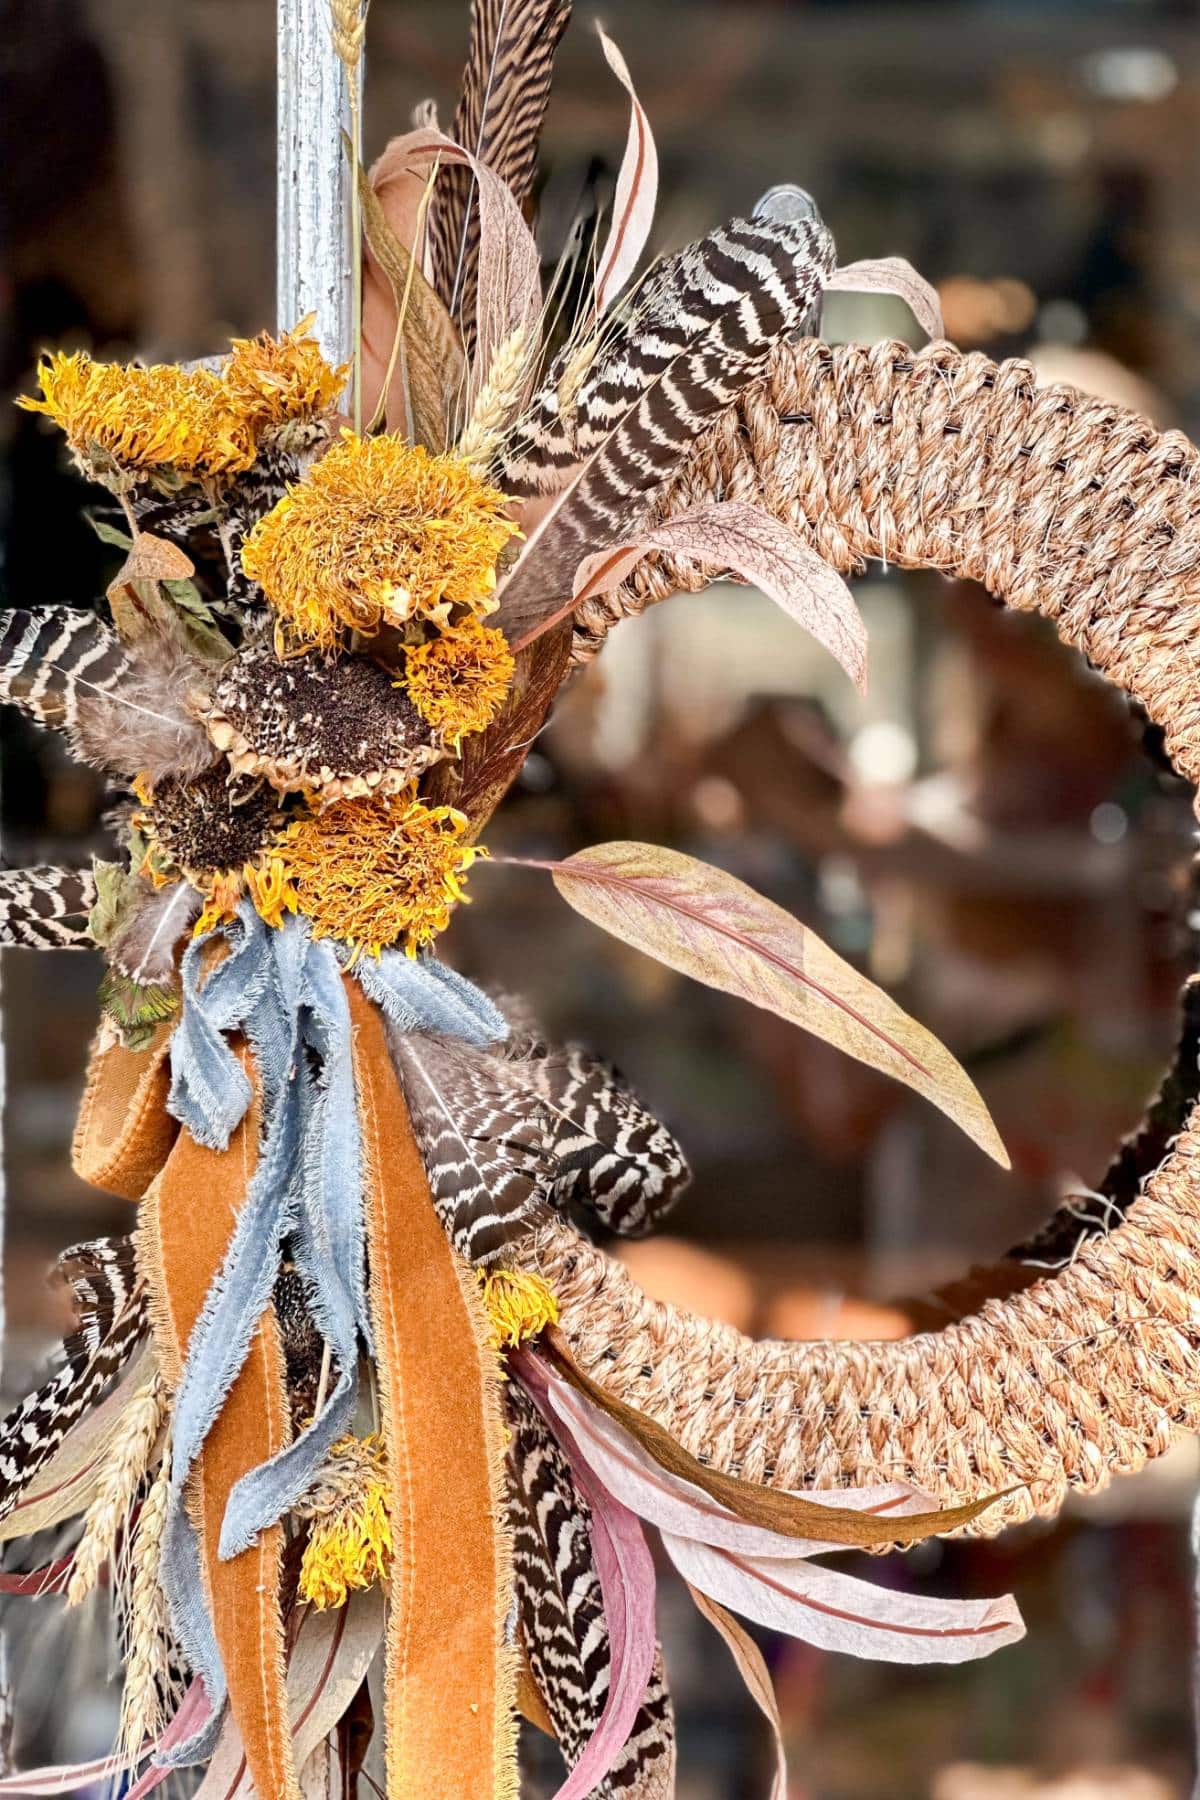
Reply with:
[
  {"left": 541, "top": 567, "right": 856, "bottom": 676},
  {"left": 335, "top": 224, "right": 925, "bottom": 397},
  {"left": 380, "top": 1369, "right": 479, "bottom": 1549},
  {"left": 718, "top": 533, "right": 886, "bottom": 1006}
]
[
  {"left": 137, "top": 1046, "right": 298, "bottom": 1800},
  {"left": 348, "top": 982, "right": 517, "bottom": 1800}
]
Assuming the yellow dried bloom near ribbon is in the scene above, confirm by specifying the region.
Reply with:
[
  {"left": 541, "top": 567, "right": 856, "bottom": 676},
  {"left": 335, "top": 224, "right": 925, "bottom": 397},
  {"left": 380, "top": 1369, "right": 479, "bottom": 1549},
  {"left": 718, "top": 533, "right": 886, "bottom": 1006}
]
[
  {"left": 298, "top": 1435, "right": 393, "bottom": 1611},
  {"left": 222, "top": 321, "right": 347, "bottom": 429},
  {"left": 239, "top": 431, "right": 520, "bottom": 652},
  {"left": 277, "top": 785, "right": 483, "bottom": 957},
  {"left": 20, "top": 354, "right": 257, "bottom": 475},
  {"left": 479, "top": 1270, "right": 560, "bottom": 1349},
  {"left": 18, "top": 323, "right": 344, "bottom": 478},
  {"left": 402, "top": 616, "right": 516, "bottom": 745}
]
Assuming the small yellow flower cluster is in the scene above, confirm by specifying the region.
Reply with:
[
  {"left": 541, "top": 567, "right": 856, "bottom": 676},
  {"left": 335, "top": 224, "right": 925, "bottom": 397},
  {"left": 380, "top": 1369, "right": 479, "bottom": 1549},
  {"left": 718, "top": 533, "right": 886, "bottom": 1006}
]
[
  {"left": 478, "top": 1270, "right": 559, "bottom": 1350},
  {"left": 298, "top": 1435, "right": 393, "bottom": 1612},
  {"left": 402, "top": 615, "right": 516, "bottom": 746},
  {"left": 240, "top": 431, "right": 520, "bottom": 654},
  {"left": 19, "top": 322, "right": 345, "bottom": 479},
  {"left": 272, "top": 786, "right": 483, "bottom": 959}
]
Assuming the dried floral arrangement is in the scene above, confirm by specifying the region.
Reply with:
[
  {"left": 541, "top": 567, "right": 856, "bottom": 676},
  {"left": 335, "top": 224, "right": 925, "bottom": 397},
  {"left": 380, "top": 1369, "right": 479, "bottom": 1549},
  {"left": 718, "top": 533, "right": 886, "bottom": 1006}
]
[{"left": 3, "top": 1, "right": 1200, "bottom": 1795}]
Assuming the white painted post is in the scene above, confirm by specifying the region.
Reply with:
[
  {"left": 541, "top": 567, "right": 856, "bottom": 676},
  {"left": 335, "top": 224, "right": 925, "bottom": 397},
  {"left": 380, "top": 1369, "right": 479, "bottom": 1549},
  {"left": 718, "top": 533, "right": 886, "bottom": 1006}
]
[{"left": 276, "top": 0, "right": 359, "bottom": 365}]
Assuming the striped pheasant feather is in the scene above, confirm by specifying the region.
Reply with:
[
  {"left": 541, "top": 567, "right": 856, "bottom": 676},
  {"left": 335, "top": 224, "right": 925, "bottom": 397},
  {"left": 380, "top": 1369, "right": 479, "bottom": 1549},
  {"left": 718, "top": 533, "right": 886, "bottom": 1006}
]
[
  {"left": 388, "top": 1027, "right": 557, "bottom": 1266},
  {"left": 0, "top": 867, "right": 97, "bottom": 950},
  {"left": 506, "top": 1382, "right": 675, "bottom": 1793},
  {"left": 427, "top": 0, "right": 573, "bottom": 333},
  {"left": 0, "top": 608, "right": 129, "bottom": 737},
  {"left": 0, "top": 1236, "right": 145, "bottom": 1522},
  {"left": 496, "top": 199, "right": 836, "bottom": 638},
  {"left": 512, "top": 1038, "right": 691, "bottom": 1236}
]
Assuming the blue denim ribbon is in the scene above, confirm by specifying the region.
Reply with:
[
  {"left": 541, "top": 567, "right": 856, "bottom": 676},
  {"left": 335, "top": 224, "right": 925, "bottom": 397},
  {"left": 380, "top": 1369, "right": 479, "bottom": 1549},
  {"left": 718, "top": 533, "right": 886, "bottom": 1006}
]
[{"left": 157, "top": 904, "right": 505, "bottom": 1762}]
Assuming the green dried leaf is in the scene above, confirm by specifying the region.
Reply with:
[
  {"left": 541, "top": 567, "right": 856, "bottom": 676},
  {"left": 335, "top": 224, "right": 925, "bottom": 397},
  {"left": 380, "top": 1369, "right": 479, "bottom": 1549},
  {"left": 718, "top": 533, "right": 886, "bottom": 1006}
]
[{"left": 87, "top": 858, "right": 141, "bottom": 948}]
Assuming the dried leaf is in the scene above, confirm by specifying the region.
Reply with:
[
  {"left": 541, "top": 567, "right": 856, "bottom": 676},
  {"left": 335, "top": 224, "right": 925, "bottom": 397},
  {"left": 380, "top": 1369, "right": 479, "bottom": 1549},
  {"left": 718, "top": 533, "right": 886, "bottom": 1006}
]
[
  {"left": 594, "top": 30, "right": 659, "bottom": 314},
  {"left": 825, "top": 256, "right": 944, "bottom": 341},
  {"left": 358, "top": 150, "right": 465, "bottom": 447},
  {"left": 106, "top": 532, "right": 197, "bottom": 645},
  {"left": 665, "top": 1533, "right": 1025, "bottom": 1664},
  {"left": 540, "top": 1334, "right": 1012, "bottom": 1549},
  {"left": 519, "top": 841, "right": 1008, "bottom": 1165},
  {"left": 568, "top": 500, "right": 868, "bottom": 690},
  {"left": 687, "top": 1587, "right": 787, "bottom": 1799},
  {"left": 379, "top": 130, "right": 542, "bottom": 403}
]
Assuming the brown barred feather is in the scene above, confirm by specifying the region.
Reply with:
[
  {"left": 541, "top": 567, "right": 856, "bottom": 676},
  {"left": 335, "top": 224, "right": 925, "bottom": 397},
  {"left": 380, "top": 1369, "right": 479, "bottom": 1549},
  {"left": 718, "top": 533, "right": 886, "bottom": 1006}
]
[
  {"left": 0, "top": 867, "right": 97, "bottom": 951},
  {"left": 505, "top": 1035, "right": 691, "bottom": 1236},
  {"left": 387, "top": 1026, "right": 557, "bottom": 1266},
  {"left": 0, "top": 1237, "right": 145, "bottom": 1522},
  {"left": 496, "top": 202, "right": 836, "bottom": 639},
  {"left": 427, "top": 0, "right": 572, "bottom": 337},
  {"left": 0, "top": 608, "right": 129, "bottom": 739},
  {"left": 506, "top": 1381, "right": 675, "bottom": 1794}
]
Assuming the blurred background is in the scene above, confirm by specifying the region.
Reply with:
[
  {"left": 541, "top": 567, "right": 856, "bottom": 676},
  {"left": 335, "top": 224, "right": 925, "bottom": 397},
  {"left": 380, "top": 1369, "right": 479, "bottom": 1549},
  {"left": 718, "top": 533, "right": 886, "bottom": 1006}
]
[{"left": 4, "top": 0, "right": 1200, "bottom": 1793}]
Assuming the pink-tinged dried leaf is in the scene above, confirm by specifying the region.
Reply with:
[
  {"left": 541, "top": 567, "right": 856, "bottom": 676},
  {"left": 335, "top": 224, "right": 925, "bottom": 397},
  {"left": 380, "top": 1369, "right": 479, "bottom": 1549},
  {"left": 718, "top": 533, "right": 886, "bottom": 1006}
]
[
  {"left": 594, "top": 30, "right": 659, "bottom": 314},
  {"left": 825, "top": 257, "right": 944, "bottom": 341},
  {"left": 0, "top": 1680, "right": 212, "bottom": 1795},
  {"left": 687, "top": 1586, "right": 787, "bottom": 1799},
  {"left": 190, "top": 1591, "right": 385, "bottom": 1798},
  {"left": 514, "top": 1352, "right": 659, "bottom": 1800},
  {"left": 378, "top": 130, "right": 541, "bottom": 403},
  {"left": 524, "top": 841, "right": 1008, "bottom": 1165},
  {"left": 663, "top": 1533, "right": 1025, "bottom": 1665},
  {"left": 570, "top": 500, "right": 867, "bottom": 690},
  {"left": 545, "top": 1373, "right": 936, "bottom": 1559}
]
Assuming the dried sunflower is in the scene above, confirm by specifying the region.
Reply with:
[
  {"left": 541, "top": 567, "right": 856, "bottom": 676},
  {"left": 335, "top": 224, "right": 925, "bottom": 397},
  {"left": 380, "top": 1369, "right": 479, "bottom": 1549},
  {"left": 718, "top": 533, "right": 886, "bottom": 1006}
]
[
  {"left": 402, "top": 616, "right": 515, "bottom": 746},
  {"left": 198, "top": 640, "right": 444, "bottom": 803},
  {"left": 239, "top": 432, "right": 520, "bottom": 652},
  {"left": 275, "top": 785, "right": 483, "bottom": 957}
]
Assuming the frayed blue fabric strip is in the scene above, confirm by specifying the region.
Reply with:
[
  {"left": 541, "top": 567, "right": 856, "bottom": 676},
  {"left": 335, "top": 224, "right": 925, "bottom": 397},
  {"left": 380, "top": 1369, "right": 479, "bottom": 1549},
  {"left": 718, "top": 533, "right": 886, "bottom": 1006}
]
[
  {"left": 352, "top": 947, "right": 508, "bottom": 1046},
  {"left": 161, "top": 904, "right": 507, "bottom": 1697}
]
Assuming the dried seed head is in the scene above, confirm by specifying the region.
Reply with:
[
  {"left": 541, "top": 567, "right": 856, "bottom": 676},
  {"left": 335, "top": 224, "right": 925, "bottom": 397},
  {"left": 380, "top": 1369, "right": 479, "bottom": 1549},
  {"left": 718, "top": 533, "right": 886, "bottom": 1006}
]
[
  {"left": 198, "top": 641, "right": 446, "bottom": 803},
  {"left": 149, "top": 763, "right": 280, "bottom": 876}
]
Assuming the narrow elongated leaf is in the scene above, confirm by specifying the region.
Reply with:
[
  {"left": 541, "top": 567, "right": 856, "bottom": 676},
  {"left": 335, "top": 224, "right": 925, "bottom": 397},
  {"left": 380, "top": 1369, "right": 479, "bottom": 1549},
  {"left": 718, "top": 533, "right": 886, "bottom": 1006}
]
[
  {"left": 567, "top": 499, "right": 868, "bottom": 690},
  {"left": 687, "top": 1586, "right": 787, "bottom": 1799},
  {"left": 825, "top": 256, "right": 944, "bottom": 341},
  {"left": 594, "top": 31, "right": 659, "bottom": 314},
  {"left": 663, "top": 1533, "right": 1025, "bottom": 1665},
  {"left": 514, "top": 842, "right": 1007, "bottom": 1164}
]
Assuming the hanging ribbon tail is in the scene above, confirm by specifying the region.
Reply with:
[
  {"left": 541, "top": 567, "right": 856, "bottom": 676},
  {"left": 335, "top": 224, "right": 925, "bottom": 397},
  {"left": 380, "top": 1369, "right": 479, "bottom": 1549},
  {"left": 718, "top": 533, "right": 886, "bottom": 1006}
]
[
  {"left": 139, "top": 1045, "right": 299, "bottom": 1800},
  {"left": 348, "top": 980, "right": 518, "bottom": 1800},
  {"left": 72, "top": 1020, "right": 178, "bottom": 1198}
]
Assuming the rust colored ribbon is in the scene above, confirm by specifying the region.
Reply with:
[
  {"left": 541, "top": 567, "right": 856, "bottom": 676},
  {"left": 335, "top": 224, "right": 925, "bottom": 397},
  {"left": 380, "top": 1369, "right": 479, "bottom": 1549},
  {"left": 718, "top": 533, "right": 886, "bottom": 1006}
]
[
  {"left": 347, "top": 982, "right": 518, "bottom": 1800},
  {"left": 138, "top": 1045, "right": 297, "bottom": 1800},
  {"left": 72, "top": 1024, "right": 178, "bottom": 1199}
]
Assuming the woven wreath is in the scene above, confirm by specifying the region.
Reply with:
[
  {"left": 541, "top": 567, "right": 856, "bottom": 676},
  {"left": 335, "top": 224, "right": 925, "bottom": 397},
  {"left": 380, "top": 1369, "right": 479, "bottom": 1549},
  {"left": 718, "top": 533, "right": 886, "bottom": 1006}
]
[{"left": 0, "top": 4, "right": 1196, "bottom": 1797}]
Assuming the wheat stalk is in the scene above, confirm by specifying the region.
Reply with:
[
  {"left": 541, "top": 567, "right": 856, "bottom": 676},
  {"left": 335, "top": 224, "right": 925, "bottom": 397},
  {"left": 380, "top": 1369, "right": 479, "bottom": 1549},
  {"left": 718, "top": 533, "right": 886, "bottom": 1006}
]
[
  {"left": 118, "top": 1449, "right": 172, "bottom": 1759},
  {"left": 68, "top": 1371, "right": 165, "bottom": 1608},
  {"left": 457, "top": 327, "right": 530, "bottom": 469},
  {"left": 556, "top": 334, "right": 599, "bottom": 419},
  {"left": 330, "top": 0, "right": 371, "bottom": 432}
]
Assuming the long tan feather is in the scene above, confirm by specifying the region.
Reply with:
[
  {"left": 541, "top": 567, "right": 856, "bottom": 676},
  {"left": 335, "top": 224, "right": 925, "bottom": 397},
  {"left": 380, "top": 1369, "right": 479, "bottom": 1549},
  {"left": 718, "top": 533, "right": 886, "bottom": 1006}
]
[{"left": 426, "top": 0, "right": 572, "bottom": 342}]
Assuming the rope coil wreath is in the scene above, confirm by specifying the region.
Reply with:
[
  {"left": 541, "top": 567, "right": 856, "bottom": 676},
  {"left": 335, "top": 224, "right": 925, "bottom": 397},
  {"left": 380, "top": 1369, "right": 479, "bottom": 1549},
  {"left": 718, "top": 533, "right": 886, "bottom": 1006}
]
[{"left": 542, "top": 337, "right": 1200, "bottom": 1534}]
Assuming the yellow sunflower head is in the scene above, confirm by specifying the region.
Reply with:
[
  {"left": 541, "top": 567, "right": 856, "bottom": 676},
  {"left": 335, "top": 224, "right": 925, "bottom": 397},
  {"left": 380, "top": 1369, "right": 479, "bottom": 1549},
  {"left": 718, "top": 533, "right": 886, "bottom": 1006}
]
[
  {"left": 18, "top": 325, "right": 345, "bottom": 481},
  {"left": 239, "top": 431, "right": 520, "bottom": 653},
  {"left": 19, "top": 353, "right": 257, "bottom": 477},
  {"left": 402, "top": 616, "right": 515, "bottom": 746},
  {"left": 297, "top": 1434, "right": 393, "bottom": 1611},
  {"left": 222, "top": 320, "right": 348, "bottom": 431},
  {"left": 275, "top": 785, "right": 484, "bottom": 958}
]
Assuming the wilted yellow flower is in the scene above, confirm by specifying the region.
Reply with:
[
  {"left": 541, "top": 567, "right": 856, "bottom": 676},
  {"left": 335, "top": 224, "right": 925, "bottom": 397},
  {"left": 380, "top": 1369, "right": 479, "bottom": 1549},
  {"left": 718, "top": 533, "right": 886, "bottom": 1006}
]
[
  {"left": 402, "top": 616, "right": 515, "bottom": 746},
  {"left": 20, "top": 354, "right": 256, "bottom": 475},
  {"left": 239, "top": 432, "right": 520, "bottom": 652},
  {"left": 277, "top": 785, "right": 484, "bottom": 958},
  {"left": 19, "top": 323, "right": 344, "bottom": 479},
  {"left": 297, "top": 1435, "right": 393, "bottom": 1611},
  {"left": 222, "top": 320, "right": 347, "bottom": 430},
  {"left": 479, "top": 1270, "right": 559, "bottom": 1349}
]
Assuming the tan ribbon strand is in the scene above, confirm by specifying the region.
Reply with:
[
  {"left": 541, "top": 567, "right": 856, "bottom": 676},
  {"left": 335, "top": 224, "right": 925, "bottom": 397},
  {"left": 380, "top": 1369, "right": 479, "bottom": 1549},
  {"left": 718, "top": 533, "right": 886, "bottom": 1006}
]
[
  {"left": 72, "top": 1024, "right": 178, "bottom": 1199},
  {"left": 347, "top": 982, "right": 517, "bottom": 1800},
  {"left": 137, "top": 1044, "right": 297, "bottom": 1800}
]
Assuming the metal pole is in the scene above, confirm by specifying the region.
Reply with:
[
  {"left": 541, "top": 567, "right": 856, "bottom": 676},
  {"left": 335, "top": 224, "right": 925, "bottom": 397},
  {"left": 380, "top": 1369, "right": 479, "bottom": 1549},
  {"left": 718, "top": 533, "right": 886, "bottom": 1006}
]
[{"left": 276, "top": 0, "right": 359, "bottom": 365}]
